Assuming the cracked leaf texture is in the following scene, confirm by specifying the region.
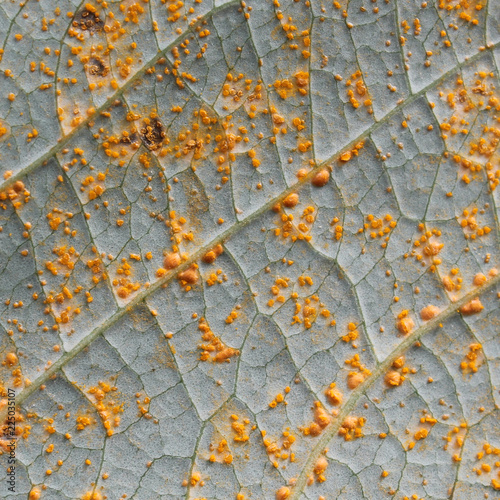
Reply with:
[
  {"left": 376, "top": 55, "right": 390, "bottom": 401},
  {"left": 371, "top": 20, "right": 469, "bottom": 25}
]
[{"left": 0, "top": 0, "right": 499, "bottom": 499}]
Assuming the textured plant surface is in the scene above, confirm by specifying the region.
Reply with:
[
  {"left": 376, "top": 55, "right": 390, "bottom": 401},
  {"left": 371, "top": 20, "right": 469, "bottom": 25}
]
[{"left": 0, "top": 0, "right": 499, "bottom": 499}]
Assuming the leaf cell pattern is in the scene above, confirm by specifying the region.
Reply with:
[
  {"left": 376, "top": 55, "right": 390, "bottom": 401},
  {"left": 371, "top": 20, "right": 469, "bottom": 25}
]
[{"left": 0, "top": 0, "right": 499, "bottom": 499}]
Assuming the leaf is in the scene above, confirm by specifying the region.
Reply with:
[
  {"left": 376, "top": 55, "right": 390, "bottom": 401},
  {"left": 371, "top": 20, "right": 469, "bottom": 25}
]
[{"left": 0, "top": 0, "right": 499, "bottom": 499}]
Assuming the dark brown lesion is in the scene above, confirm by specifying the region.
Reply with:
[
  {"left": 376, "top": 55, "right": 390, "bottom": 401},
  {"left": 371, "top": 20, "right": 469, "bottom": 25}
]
[
  {"left": 140, "top": 119, "right": 165, "bottom": 151},
  {"left": 73, "top": 9, "right": 104, "bottom": 34},
  {"left": 120, "top": 132, "right": 139, "bottom": 144},
  {"left": 86, "top": 56, "right": 109, "bottom": 77}
]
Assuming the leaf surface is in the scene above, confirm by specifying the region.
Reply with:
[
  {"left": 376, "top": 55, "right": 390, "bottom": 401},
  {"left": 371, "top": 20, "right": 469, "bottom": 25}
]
[{"left": 0, "top": 0, "right": 499, "bottom": 499}]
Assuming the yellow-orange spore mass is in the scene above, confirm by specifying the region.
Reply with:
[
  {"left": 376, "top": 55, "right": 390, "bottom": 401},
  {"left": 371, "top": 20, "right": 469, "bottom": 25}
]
[
  {"left": 202, "top": 244, "right": 223, "bottom": 264},
  {"left": 396, "top": 311, "right": 414, "bottom": 334},
  {"left": 385, "top": 370, "right": 402, "bottom": 387},
  {"left": 313, "top": 405, "right": 331, "bottom": 428},
  {"left": 313, "top": 455, "right": 328, "bottom": 476},
  {"left": 347, "top": 371, "right": 364, "bottom": 389},
  {"left": 311, "top": 169, "right": 330, "bottom": 187},
  {"left": 420, "top": 305, "right": 440, "bottom": 321},
  {"left": 214, "top": 347, "right": 239, "bottom": 363},
  {"left": 276, "top": 486, "right": 291, "bottom": 500},
  {"left": 116, "top": 286, "right": 129, "bottom": 299},
  {"left": 177, "top": 265, "right": 199, "bottom": 285},
  {"left": 164, "top": 252, "right": 181, "bottom": 270},
  {"left": 29, "top": 489, "right": 41, "bottom": 500},
  {"left": 325, "top": 386, "right": 343, "bottom": 406},
  {"left": 460, "top": 298, "right": 483, "bottom": 315},
  {"left": 282, "top": 193, "right": 299, "bottom": 208}
]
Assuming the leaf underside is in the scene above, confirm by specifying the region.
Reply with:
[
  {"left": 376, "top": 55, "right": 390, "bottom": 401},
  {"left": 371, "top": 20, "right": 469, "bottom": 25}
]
[{"left": 0, "top": 0, "right": 499, "bottom": 499}]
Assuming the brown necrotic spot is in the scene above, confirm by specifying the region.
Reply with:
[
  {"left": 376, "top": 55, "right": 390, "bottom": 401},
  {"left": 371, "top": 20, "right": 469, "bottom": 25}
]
[
  {"left": 120, "top": 132, "right": 139, "bottom": 145},
  {"left": 73, "top": 8, "right": 104, "bottom": 34},
  {"left": 86, "top": 56, "right": 109, "bottom": 77},
  {"left": 140, "top": 119, "right": 165, "bottom": 151}
]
